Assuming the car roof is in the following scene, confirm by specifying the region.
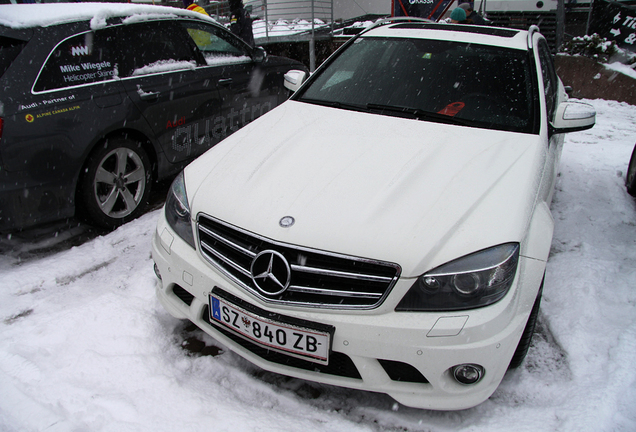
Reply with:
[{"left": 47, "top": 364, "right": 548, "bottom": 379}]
[
  {"left": 361, "top": 22, "right": 532, "bottom": 51},
  {"left": 0, "top": 3, "right": 216, "bottom": 30}
]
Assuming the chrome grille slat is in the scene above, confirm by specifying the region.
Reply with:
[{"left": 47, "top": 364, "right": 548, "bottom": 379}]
[
  {"left": 290, "top": 263, "right": 394, "bottom": 282},
  {"left": 196, "top": 214, "right": 401, "bottom": 309},
  {"left": 287, "top": 285, "right": 383, "bottom": 298},
  {"left": 200, "top": 240, "right": 252, "bottom": 278},
  {"left": 199, "top": 224, "right": 257, "bottom": 259}
]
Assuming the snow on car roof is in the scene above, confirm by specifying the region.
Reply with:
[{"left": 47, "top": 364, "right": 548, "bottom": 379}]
[
  {"left": 363, "top": 22, "right": 530, "bottom": 51},
  {"left": 0, "top": 3, "right": 216, "bottom": 31}
]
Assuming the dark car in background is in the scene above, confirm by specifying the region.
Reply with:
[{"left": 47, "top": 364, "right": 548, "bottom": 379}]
[
  {"left": 0, "top": 3, "right": 306, "bottom": 232},
  {"left": 627, "top": 144, "right": 636, "bottom": 197}
]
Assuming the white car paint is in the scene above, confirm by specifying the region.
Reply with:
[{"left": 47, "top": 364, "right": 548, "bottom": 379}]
[
  {"left": 152, "top": 22, "right": 595, "bottom": 410},
  {"left": 187, "top": 100, "right": 545, "bottom": 276}
]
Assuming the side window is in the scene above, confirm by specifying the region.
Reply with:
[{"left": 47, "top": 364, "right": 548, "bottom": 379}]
[
  {"left": 180, "top": 22, "right": 251, "bottom": 66},
  {"left": 117, "top": 21, "right": 198, "bottom": 77},
  {"left": 34, "top": 29, "right": 119, "bottom": 92},
  {"left": 538, "top": 40, "right": 558, "bottom": 121}
]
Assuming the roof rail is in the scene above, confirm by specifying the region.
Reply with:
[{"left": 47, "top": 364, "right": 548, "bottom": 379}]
[
  {"left": 359, "top": 16, "right": 434, "bottom": 37},
  {"left": 527, "top": 25, "right": 540, "bottom": 50}
]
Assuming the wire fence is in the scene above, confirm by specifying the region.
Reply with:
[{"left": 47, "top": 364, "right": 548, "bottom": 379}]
[
  {"left": 245, "top": 0, "right": 334, "bottom": 43},
  {"left": 198, "top": 0, "right": 336, "bottom": 71}
]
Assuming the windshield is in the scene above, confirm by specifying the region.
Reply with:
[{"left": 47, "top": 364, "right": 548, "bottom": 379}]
[{"left": 296, "top": 37, "right": 537, "bottom": 133}]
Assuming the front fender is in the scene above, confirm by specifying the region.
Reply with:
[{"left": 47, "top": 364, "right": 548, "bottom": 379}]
[{"left": 521, "top": 201, "right": 554, "bottom": 262}]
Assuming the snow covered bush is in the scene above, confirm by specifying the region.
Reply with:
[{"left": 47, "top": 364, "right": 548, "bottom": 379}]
[
  {"left": 561, "top": 33, "right": 618, "bottom": 62},
  {"left": 561, "top": 33, "right": 636, "bottom": 70}
]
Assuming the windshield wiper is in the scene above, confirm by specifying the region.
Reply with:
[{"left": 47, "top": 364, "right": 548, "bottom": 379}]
[
  {"left": 296, "top": 99, "right": 473, "bottom": 126},
  {"left": 366, "top": 103, "right": 472, "bottom": 126},
  {"left": 299, "top": 98, "right": 367, "bottom": 112}
]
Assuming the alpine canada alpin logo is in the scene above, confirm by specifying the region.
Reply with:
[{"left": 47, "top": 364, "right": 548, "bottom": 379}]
[{"left": 250, "top": 250, "right": 292, "bottom": 296}]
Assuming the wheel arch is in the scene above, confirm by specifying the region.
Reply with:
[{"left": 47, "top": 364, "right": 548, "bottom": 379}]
[
  {"left": 72, "top": 127, "right": 161, "bottom": 227},
  {"left": 94, "top": 128, "right": 160, "bottom": 181},
  {"left": 74, "top": 128, "right": 160, "bottom": 198}
]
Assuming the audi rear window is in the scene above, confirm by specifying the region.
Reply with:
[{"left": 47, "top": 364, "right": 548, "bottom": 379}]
[{"left": 34, "top": 28, "right": 119, "bottom": 92}]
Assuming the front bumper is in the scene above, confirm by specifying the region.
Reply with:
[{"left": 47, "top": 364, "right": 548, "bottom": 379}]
[{"left": 151, "top": 212, "right": 545, "bottom": 410}]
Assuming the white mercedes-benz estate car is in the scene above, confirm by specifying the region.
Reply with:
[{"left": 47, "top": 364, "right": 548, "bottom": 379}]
[{"left": 151, "top": 19, "right": 596, "bottom": 410}]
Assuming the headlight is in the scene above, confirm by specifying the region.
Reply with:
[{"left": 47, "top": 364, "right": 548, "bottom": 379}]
[
  {"left": 165, "top": 171, "right": 195, "bottom": 248},
  {"left": 395, "top": 243, "right": 519, "bottom": 312}
]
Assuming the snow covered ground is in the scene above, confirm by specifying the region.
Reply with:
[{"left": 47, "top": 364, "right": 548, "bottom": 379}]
[{"left": 1, "top": 98, "right": 635, "bottom": 431}]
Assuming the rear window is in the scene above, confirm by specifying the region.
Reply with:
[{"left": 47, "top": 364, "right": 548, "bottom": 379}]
[
  {"left": 33, "top": 20, "right": 200, "bottom": 92},
  {"left": 34, "top": 28, "right": 119, "bottom": 92},
  {"left": 297, "top": 37, "right": 537, "bottom": 134},
  {"left": 0, "top": 36, "right": 27, "bottom": 79}
]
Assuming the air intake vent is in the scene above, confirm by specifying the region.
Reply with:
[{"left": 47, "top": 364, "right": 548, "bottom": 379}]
[
  {"left": 378, "top": 359, "right": 429, "bottom": 383},
  {"left": 173, "top": 285, "right": 194, "bottom": 306}
]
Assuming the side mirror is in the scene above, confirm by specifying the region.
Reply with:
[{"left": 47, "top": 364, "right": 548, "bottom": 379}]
[
  {"left": 283, "top": 70, "right": 307, "bottom": 93},
  {"left": 252, "top": 46, "right": 266, "bottom": 63},
  {"left": 550, "top": 101, "right": 596, "bottom": 134}
]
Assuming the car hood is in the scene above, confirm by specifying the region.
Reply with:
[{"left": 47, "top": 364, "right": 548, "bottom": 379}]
[{"left": 186, "top": 101, "right": 545, "bottom": 277}]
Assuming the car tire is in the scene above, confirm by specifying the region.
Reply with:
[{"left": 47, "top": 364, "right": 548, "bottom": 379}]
[
  {"left": 508, "top": 279, "right": 543, "bottom": 369},
  {"left": 77, "top": 137, "right": 152, "bottom": 229},
  {"left": 626, "top": 144, "right": 636, "bottom": 197}
]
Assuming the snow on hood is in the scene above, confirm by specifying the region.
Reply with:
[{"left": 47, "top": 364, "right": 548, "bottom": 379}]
[
  {"left": 186, "top": 101, "right": 543, "bottom": 276},
  {"left": 0, "top": 3, "right": 216, "bottom": 31}
]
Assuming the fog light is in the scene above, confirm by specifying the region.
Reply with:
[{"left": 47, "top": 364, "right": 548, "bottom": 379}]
[
  {"left": 452, "top": 364, "right": 484, "bottom": 385},
  {"left": 154, "top": 263, "right": 162, "bottom": 280}
]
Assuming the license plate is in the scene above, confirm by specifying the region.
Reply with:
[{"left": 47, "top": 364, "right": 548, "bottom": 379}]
[{"left": 209, "top": 294, "right": 331, "bottom": 364}]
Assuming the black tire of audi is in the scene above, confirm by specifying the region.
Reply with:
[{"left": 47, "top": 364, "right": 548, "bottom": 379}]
[{"left": 77, "top": 137, "right": 153, "bottom": 229}]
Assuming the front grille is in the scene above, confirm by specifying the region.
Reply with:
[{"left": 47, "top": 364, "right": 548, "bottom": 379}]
[
  {"left": 202, "top": 305, "right": 362, "bottom": 379},
  {"left": 197, "top": 214, "right": 401, "bottom": 309}
]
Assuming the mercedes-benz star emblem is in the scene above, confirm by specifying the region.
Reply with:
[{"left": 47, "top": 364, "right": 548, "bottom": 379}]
[
  {"left": 250, "top": 250, "right": 291, "bottom": 296},
  {"left": 279, "top": 216, "right": 295, "bottom": 228}
]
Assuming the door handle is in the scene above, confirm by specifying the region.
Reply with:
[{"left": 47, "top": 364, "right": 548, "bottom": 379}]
[
  {"left": 218, "top": 78, "right": 233, "bottom": 86},
  {"left": 136, "top": 85, "right": 160, "bottom": 101}
]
